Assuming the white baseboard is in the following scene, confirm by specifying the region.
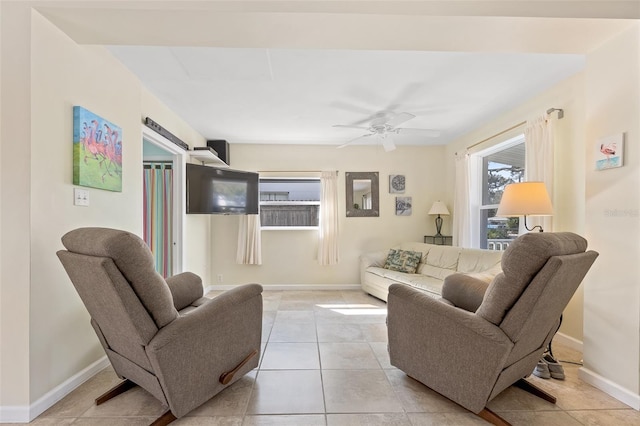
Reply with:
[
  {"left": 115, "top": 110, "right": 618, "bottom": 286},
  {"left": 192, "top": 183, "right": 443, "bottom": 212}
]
[
  {"left": 205, "top": 284, "right": 362, "bottom": 293},
  {"left": 0, "top": 356, "right": 109, "bottom": 423},
  {"left": 578, "top": 367, "right": 640, "bottom": 410},
  {"left": 554, "top": 331, "right": 583, "bottom": 353},
  {"left": 0, "top": 406, "right": 30, "bottom": 424}
]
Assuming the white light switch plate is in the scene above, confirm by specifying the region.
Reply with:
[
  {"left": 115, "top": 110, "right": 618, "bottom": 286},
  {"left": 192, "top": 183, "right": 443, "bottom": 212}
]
[{"left": 74, "top": 188, "right": 90, "bottom": 206}]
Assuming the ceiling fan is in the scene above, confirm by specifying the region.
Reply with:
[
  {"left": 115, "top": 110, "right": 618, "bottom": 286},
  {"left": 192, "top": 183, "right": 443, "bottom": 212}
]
[{"left": 333, "top": 111, "right": 440, "bottom": 152}]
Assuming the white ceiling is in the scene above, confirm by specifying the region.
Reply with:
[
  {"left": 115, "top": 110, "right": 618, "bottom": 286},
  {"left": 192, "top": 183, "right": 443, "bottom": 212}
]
[
  {"left": 108, "top": 46, "right": 584, "bottom": 146},
  {"left": 37, "top": 1, "right": 638, "bottom": 148}
]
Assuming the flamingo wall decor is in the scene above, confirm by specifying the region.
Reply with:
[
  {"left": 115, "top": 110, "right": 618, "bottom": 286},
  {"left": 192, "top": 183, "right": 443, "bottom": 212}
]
[
  {"left": 595, "top": 132, "right": 624, "bottom": 171},
  {"left": 73, "top": 106, "right": 123, "bottom": 191}
]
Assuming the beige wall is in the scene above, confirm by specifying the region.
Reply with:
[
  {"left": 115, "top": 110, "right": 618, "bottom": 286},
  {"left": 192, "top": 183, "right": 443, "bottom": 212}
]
[
  {"left": 0, "top": 1, "right": 32, "bottom": 411},
  {"left": 583, "top": 23, "right": 640, "bottom": 402},
  {"left": 209, "top": 143, "right": 446, "bottom": 286},
  {"left": 444, "top": 72, "right": 588, "bottom": 342},
  {"left": 0, "top": 5, "right": 210, "bottom": 412},
  {"left": 29, "top": 11, "right": 145, "bottom": 399}
]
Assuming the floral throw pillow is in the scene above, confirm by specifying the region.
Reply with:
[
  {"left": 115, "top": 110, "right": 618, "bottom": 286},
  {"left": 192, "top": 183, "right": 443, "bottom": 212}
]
[{"left": 383, "top": 249, "right": 423, "bottom": 273}]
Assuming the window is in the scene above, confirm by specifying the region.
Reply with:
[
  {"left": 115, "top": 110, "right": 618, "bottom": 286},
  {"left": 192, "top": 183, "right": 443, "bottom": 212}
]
[
  {"left": 476, "top": 137, "right": 525, "bottom": 250},
  {"left": 259, "top": 178, "right": 321, "bottom": 229}
]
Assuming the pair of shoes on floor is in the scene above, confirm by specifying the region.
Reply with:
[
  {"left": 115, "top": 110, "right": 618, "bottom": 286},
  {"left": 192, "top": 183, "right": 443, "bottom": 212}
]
[{"left": 532, "top": 353, "right": 565, "bottom": 380}]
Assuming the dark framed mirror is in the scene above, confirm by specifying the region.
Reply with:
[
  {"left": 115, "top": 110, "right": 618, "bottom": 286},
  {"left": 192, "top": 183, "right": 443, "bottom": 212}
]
[{"left": 345, "top": 172, "right": 379, "bottom": 217}]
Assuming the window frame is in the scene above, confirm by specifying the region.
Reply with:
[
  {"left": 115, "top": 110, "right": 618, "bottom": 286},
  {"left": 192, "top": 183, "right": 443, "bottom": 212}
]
[
  {"left": 258, "top": 176, "right": 321, "bottom": 231},
  {"left": 471, "top": 134, "right": 525, "bottom": 250}
]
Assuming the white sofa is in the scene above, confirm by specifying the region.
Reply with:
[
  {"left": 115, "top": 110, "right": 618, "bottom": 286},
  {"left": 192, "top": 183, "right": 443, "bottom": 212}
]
[{"left": 360, "top": 242, "right": 504, "bottom": 301}]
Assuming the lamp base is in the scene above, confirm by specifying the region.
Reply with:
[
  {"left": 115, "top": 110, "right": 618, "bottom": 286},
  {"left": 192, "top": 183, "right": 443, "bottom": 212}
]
[
  {"left": 434, "top": 215, "right": 443, "bottom": 237},
  {"left": 524, "top": 215, "right": 544, "bottom": 232}
]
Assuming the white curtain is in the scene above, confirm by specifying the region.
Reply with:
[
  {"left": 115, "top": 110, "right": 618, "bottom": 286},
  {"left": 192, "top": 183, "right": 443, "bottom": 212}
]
[
  {"left": 318, "top": 171, "right": 340, "bottom": 265},
  {"left": 453, "top": 152, "right": 473, "bottom": 247},
  {"left": 236, "top": 214, "right": 262, "bottom": 265},
  {"left": 525, "top": 114, "right": 554, "bottom": 233}
]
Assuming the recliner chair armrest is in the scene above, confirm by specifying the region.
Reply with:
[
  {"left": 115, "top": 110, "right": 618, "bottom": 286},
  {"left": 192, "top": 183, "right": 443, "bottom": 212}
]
[
  {"left": 145, "top": 283, "right": 263, "bottom": 418},
  {"left": 165, "top": 272, "right": 204, "bottom": 310},
  {"left": 149, "top": 283, "right": 263, "bottom": 351},
  {"left": 387, "top": 283, "right": 513, "bottom": 413},
  {"left": 441, "top": 273, "right": 490, "bottom": 313},
  {"left": 389, "top": 283, "right": 509, "bottom": 343}
]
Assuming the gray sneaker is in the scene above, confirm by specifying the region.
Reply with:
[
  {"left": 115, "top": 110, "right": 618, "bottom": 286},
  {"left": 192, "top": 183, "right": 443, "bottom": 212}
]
[
  {"left": 543, "top": 354, "right": 565, "bottom": 380},
  {"left": 533, "top": 359, "right": 550, "bottom": 379}
]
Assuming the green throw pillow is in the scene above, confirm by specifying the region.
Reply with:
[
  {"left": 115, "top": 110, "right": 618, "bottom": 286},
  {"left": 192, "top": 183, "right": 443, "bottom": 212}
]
[{"left": 383, "top": 249, "right": 423, "bottom": 273}]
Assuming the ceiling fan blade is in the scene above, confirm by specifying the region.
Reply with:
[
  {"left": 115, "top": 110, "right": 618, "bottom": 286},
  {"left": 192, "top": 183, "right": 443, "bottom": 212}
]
[
  {"left": 330, "top": 101, "right": 377, "bottom": 125},
  {"left": 337, "top": 134, "right": 372, "bottom": 149},
  {"left": 386, "top": 82, "right": 423, "bottom": 111},
  {"left": 332, "top": 124, "right": 370, "bottom": 130},
  {"left": 386, "top": 112, "right": 415, "bottom": 128},
  {"left": 396, "top": 128, "right": 441, "bottom": 137},
  {"left": 381, "top": 135, "right": 396, "bottom": 152}
]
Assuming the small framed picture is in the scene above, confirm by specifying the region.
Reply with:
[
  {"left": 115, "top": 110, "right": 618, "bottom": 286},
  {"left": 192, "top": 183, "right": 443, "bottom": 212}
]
[
  {"left": 389, "top": 174, "right": 405, "bottom": 193},
  {"left": 595, "top": 133, "right": 624, "bottom": 171},
  {"left": 396, "top": 197, "right": 412, "bottom": 216}
]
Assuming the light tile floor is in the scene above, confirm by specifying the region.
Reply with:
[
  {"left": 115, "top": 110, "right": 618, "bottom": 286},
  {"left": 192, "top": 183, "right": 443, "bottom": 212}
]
[{"left": 25, "top": 290, "right": 640, "bottom": 425}]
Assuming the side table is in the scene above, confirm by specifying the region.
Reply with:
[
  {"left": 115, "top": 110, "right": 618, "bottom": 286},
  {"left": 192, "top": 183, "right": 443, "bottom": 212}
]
[{"left": 424, "top": 235, "right": 453, "bottom": 246}]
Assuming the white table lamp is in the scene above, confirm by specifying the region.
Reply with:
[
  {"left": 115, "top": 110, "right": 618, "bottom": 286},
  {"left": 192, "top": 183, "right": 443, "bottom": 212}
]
[{"left": 496, "top": 182, "right": 553, "bottom": 232}]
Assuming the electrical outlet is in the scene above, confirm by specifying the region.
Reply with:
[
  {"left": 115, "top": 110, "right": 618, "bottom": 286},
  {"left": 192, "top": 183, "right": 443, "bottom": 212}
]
[
  {"left": 74, "top": 188, "right": 90, "bottom": 206},
  {"left": 217, "top": 274, "right": 223, "bottom": 283}
]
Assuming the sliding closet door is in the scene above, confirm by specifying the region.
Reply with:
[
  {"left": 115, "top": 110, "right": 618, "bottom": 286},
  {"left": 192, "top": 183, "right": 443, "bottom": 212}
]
[{"left": 143, "top": 162, "right": 173, "bottom": 277}]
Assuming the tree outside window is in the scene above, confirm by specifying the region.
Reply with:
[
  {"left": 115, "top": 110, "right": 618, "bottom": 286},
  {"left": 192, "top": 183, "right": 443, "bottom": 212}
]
[{"left": 479, "top": 140, "right": 525, "bottom": 249}]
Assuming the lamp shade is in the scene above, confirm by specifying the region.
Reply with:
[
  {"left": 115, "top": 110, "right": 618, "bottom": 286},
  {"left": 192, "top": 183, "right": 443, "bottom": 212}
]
[
  {"left": 428, "top": 201, "right": 450, "bottom": 216},
  {"left": 496, "top": 182, "right": 553, "bottom": 217}
]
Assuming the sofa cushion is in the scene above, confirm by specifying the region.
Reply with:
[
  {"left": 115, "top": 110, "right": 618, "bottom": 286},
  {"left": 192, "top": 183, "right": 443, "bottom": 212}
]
[
  {"left": 384, "top": 249, "right": 423, "bottom": 273},
  {"left": 457, "top": 248, "right": 503, "bottom": 274},
  {"left": 399, "top": 242, "right": 434, "bottom": 263},
  {"left": 406, "top": 275, "right": 446, "bottom": 297},
  {"left": 366, "top": 267, "right": 416, "bottom": 285},
  {"left": 418, "top": 246, "right": 461, "bottom": 279}
]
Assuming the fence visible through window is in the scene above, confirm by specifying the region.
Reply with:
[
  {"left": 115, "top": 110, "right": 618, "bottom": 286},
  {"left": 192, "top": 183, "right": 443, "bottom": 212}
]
[{"left": 259, "top": 179, "right": 321, "bottom": 228}]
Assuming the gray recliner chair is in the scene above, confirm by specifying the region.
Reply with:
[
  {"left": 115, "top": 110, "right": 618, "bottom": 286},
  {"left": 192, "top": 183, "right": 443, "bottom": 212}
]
[
  {"left": 387, "top": 232, "right": 598, "bottom": 426},
  {"left": 57, "top": 227, "right": 263, "bottom": 425}
]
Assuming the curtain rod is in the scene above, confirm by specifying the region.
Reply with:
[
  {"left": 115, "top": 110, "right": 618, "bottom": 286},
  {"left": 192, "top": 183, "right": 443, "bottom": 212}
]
[
  {"left": 464, "top": 121, "right": 526, "bottom": 152},
  {"left": 547, "top": 108, "right": 564, "bottom": 119},
  {"left": 460, "top": 107, "right": 564, "bottom": 154}
]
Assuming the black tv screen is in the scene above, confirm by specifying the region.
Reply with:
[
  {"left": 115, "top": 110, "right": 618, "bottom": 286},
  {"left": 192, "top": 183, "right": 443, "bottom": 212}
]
[{"left": 186, "top": 163, "right": 259, "bottom": 214}]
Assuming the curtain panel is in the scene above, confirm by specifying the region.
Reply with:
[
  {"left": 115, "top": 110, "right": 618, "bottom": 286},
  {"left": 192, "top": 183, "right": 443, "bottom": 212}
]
[
  {"left": 453, "top": 152, "right": 472, "bottom": 247},
  {"left": 318, "top": 171, "right": 340, "bottom": 265},
  {"left": 143, "top": 162, "right": 173, "bottom": 277},
  {"left": 525, "top": 115, "right": 554, "bottom": 233},
  {"left": 237, "top": 214, "right": 262, "bottom": 265}
]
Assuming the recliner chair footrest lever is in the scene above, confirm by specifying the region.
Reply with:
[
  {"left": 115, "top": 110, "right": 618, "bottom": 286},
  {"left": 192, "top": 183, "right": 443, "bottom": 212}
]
[{"left": 219, "top": 349, "right": 259, "bottom": 385}]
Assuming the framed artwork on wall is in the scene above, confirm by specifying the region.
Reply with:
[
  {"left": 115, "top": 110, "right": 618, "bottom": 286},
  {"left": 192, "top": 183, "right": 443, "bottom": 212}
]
[
  {"left": 389, "top": 174, "right": 405, "bottom": 193},
  {"left": 595, "top": 132, "right": 624, "bottom": 171},
  {"left": 73, "top": 106, "right": 123, "bottom": 192},
  {"left": 396, "top": 196, "right": 412, "bottom": 216}
]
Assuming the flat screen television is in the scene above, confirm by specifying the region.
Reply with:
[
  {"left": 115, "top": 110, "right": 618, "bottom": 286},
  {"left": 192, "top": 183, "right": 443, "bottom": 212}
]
[{"left": 186, "top": 163, "right": 259, "bottom": 214}]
